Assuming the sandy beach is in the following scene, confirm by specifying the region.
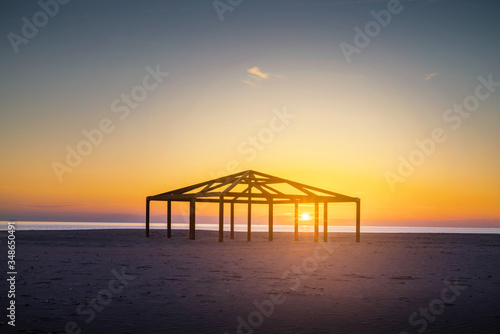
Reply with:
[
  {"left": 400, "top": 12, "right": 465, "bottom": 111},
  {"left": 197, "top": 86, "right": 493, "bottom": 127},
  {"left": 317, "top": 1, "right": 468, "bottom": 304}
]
[{"left": 1, "top": 229, "right": 499, "bottom": 334}]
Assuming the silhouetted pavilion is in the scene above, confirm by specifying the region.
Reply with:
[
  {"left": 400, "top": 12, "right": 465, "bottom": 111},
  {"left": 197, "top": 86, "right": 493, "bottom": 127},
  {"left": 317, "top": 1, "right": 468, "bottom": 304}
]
[{"left": 145, "top": 170, "right": 361, "bottom": 242}]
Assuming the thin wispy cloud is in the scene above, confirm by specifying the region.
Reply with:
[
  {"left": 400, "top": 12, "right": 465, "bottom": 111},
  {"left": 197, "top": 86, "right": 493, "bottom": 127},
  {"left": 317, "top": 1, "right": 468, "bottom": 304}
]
[
  {"left": 248, "top": 66, "right": 269, "bottom": 80},
  {"left": 242, "top": 66, "right": 283, "bottom": 87},
  {"left": 25, "top": 202, "right": 130, "bottom": 208},
  {"left": 425, "top": 73, "right": 439, "bottom": 81},
  {"left": 26, "top": 204, "right": 78, "bottom": 208},
  {"left": 241, "top": 79, "right": 258, "bottom": 87}
]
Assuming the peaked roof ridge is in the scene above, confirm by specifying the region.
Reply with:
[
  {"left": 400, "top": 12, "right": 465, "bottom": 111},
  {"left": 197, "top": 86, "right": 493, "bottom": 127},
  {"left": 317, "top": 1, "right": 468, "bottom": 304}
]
[
  {"left": 149, "top": 169, "right": 357, "bottom": 202},
  {"left": 244, "top": 170, "right": 354, "bottom": 199}
]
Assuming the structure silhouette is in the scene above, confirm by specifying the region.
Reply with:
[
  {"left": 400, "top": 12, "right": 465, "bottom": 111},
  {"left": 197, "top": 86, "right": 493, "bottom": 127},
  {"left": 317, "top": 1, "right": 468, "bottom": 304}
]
[{"left": 145, "top": 170, "right": 361, "bottom": 242}]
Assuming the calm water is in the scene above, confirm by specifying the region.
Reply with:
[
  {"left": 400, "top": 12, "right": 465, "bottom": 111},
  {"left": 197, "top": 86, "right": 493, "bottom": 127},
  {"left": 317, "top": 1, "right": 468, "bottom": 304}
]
[{"left": 1, "top": 221, "right": 500, "bottom": 234}]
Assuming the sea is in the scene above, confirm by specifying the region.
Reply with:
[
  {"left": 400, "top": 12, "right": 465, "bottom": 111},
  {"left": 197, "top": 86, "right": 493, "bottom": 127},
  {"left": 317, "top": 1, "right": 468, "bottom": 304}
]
[{"left": 1, "top": 221, "right": 500, "bottom": 234}]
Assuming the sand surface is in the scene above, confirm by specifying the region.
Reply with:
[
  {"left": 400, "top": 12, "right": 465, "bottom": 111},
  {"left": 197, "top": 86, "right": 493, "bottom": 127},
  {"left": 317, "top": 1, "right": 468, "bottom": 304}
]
[{"left": 1, "top": 229, "right": 499, "bottom": 334}]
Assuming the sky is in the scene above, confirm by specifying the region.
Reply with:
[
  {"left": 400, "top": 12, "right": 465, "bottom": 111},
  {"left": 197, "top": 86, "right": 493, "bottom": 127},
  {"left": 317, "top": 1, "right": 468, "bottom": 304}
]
[{"left": 1, "top": 0, "right": 499, "bottom": 227}]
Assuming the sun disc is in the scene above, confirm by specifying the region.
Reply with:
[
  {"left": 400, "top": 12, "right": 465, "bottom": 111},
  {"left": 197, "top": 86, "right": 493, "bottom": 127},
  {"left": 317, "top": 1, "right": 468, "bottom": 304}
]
[{"left": 300, "top": 213, "right": 311, "bottom": 220}]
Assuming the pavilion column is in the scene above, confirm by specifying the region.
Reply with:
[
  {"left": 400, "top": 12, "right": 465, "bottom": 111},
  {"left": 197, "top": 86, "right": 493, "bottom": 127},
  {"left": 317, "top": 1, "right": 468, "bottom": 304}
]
[
  {"left": 247, "top": 189, "right": 252, "bottom": 242},
  {"left": 219, "top": 196, "right": 224, "bottom": 243},
  {"left": 356, "top": 198, "right": 361, "bottom": 243},
  {"left": 323, "top": 202, "right": 328, "bottom": 242},
  {"left": 189, "top": 199, "right": 196, "bottom": 240},
  {"left": 167, "top": 200, "right": 172, "bottom": 239},
  {"left": 230, "top": 202, "right": 235, "bottom": 240},
  {"left": 268, "top": 198, "right": 273, "bottom": 241},
  {"left": 314, "top": 201, "right": 319, "bottom": 242},
  {"left": 146, "top": 198, "right": 150, "bottom": 238},
  {"left": 294, "top": 202, "right": 299, "bottom": 241}
]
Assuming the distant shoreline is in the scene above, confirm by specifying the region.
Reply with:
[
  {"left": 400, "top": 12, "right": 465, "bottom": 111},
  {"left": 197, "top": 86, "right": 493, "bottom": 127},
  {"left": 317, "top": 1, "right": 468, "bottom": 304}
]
[{"left": 2, "top": 221, "right": 500, "bottom": 234}]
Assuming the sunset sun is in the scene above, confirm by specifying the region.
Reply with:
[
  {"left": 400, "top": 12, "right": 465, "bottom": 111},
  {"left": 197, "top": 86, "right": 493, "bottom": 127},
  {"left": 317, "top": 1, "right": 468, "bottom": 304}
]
[{"left": 300, "top": 213, "right": 311, "bottom": 221}]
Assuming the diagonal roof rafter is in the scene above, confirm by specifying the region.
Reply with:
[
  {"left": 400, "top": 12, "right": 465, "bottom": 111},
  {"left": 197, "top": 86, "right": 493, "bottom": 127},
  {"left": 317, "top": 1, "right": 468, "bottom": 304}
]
[{"left": 148, "top": 170, "right": 358, "bottom": 203}]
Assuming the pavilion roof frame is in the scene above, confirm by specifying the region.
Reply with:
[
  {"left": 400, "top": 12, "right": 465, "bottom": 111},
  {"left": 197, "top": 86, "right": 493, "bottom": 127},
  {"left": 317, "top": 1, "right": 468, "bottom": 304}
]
[{"left": 145, "top": 170, "right": 361, "bottom": 242}]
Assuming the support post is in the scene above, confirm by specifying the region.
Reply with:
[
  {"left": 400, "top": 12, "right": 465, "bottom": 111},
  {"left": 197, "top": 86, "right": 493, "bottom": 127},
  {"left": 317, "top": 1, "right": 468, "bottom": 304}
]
[
  {"left": 356, "top": 198, "right": 361, "bottom": 243},
  {"left": 219, "top": 196, "right": 224, "bottom": 243},
  {"left": 230, "top": 202, "right": 235, "bottom": 240},
  {"left": 167, "top": 200, "right": 172, "bottom": 239},
  {"left": 146, "top": 198, "right": 150, "bottom": 238},
  {"left": 247, "top": 188, "right": 252, "bottom": 242},
  {"left": 314, "top": 201, "right": 319, "bottom": 242},
  {"left": 323, "top": 202, "right": 328, "bottom": 242},
  {"left": 189, "top": 199, "right": 196, "bottom": 240},
  {"left": 294, "top": 202, "right": 299, "bottom": 241},
  {"left": 268, "top": 198, "right": 273, "bottom": 241}
]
